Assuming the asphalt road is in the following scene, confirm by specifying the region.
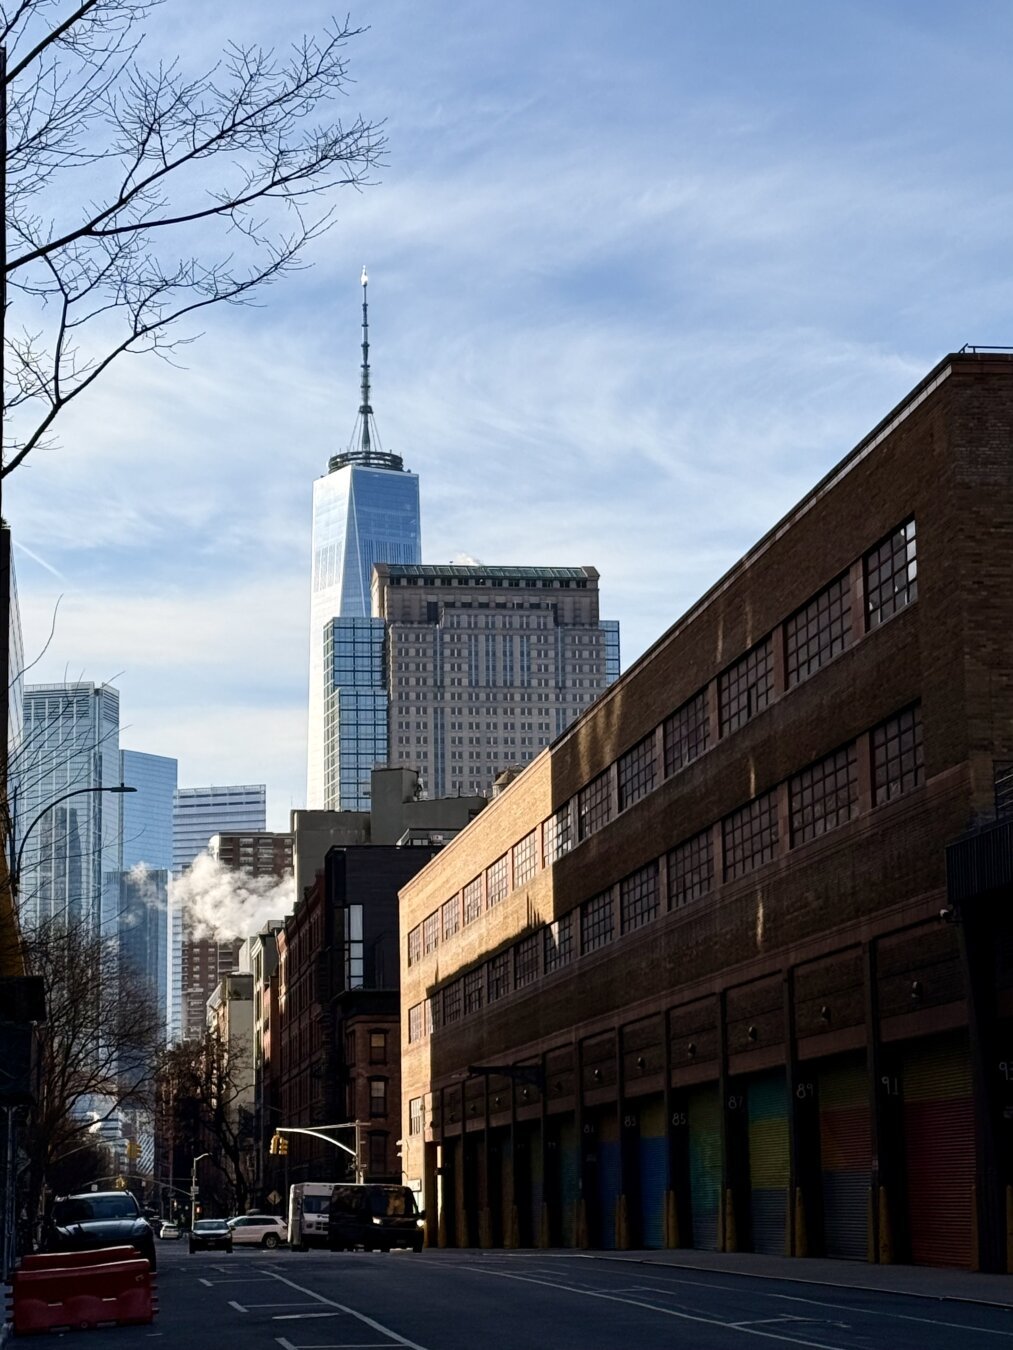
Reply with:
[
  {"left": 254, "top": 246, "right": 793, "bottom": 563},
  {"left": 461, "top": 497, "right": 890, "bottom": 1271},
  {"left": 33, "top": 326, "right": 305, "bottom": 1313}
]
[{"left": 12, "top": 1242, "right": 1013, "bottom": 1350}]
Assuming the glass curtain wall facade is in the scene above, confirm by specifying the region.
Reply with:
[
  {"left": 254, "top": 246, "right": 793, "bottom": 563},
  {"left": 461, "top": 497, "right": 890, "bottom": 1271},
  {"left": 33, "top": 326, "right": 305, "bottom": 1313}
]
[{"left": 323, "top": 618, "right": 388, "bottom": 811}]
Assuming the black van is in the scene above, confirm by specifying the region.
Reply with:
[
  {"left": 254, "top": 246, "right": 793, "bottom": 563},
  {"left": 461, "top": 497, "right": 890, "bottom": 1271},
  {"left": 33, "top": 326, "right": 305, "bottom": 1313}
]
[{"left": 328, "top": 1183, "right": 424, "bottom": 1252}]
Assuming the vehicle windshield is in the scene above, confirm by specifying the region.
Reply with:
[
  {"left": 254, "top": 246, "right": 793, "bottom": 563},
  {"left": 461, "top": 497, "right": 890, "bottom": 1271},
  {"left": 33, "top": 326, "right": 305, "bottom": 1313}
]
[
  {"left": 52, "top": 1196, "right": 138, "bottom": 1224},
  {"left": 368, "top": 1188, "right": 417, "bottom": 1218},
  {"left": 302, "top": 1196, "right": 330, "bottom": 1214},
  {"left": 193, "top": 1220, "right": 228, "bottom": 1231}
]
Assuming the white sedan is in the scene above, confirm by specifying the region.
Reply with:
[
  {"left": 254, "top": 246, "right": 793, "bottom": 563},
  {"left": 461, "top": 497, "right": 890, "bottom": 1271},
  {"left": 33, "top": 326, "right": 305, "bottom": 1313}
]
[{"left": 227, "top": 1214, "right": 287, "bottom": 1248}]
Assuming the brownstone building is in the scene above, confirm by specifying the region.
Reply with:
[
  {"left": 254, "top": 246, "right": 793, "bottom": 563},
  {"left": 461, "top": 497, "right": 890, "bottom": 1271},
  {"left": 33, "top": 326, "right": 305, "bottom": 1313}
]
[{"left": 400, "top": 351, "right": 1013, "bottom": 1272}]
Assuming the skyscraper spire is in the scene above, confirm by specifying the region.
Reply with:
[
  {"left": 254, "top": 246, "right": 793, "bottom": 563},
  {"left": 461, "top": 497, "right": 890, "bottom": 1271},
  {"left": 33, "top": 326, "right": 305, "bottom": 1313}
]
[
  {"left": 358, "top": 265, "right": 372, "bottom": 459},
  {"left": 329, "top": 266, "right": 405, "bottom": 474}
]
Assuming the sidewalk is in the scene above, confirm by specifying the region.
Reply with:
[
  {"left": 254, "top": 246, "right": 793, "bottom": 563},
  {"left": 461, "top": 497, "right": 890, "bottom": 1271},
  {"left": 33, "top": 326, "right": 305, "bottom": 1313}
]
[{"left": 580, "top": 1247, "right": 1013, "bottom": 1308}]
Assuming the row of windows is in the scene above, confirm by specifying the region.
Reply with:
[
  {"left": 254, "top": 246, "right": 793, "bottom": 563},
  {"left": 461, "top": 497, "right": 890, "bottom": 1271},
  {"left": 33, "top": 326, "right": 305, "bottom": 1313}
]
[{"left": 407, "top": 706, "right": 924, "bottom": 1042}]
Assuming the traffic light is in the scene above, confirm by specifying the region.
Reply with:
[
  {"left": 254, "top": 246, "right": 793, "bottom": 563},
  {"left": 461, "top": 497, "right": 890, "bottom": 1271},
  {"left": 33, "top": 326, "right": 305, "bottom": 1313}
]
[
  {"left": 125, "top": 1140, "right": 141, "bottom": 1161},
  {"left": 277, "top": 1136, "right": 289, "bottom": 1156},
  {"left": 269, "top": 1133, "right": 280, "bottom": 1154}
]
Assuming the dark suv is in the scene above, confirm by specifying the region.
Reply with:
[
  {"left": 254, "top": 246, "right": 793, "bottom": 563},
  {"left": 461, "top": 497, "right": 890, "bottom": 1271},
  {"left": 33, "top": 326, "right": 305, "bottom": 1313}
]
[
  {"left": 43, "top": 1191, "right": 157, "bottom": 1268},
  {"left": 328, "top": 1184, "right": 424, "bottom": 1252}
]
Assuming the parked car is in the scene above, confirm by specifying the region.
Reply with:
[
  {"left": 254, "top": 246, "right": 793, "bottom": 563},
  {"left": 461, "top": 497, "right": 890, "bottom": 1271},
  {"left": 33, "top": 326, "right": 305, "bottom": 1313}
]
[
  {"left": 189, "top": 1219, "right": 233, "bottom": 1253},
  {"left": 159, "top": 1221, "right": 182, "bottom": 1240},
  {"left": 328, "top": 1184, "right": 424, "bottom": 1253},
  {"left": 42, "top": 1191, "right": 157, "bottom": 1269},
  {"left": 228, "top": 1214, "right": 286, "bottom": 1248}
]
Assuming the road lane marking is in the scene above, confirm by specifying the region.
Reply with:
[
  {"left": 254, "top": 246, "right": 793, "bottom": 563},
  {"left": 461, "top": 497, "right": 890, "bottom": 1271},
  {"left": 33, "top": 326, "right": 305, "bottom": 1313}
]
[
  {"left": 228, "top": 1300, "right": 247, "bottom": 1312},
  {"left": 276, "top": 1342, "right": 395, "bottom": 1349},
  {"left": 272, "top": 1312, "right": 342, "bottom": 1320},
  {"left": 766, "top": 1291, "right": 1013, "bottom": 1338},
  {"left": 267, "top": 1272, "right": 431, "bottom": 1350},
  {"left": 199, "top": 1278, "right": 212, "bottom": 1287}
]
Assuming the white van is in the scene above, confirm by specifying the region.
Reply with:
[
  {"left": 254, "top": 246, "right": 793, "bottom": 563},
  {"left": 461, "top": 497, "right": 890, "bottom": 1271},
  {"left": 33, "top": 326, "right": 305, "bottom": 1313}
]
[{"left": 287, "top": 1182, "right": 338, "bottom": 1249}]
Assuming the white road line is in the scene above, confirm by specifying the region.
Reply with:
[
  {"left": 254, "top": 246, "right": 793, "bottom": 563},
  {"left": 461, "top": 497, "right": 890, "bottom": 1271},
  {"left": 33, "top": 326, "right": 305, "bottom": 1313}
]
[
  {"left": 272, "top": 1312, "right": 342, "bottom": 1321},
  {"left": 767, "top": 1290, "right": 1013, "bottom": 1338},
  {"left": 228, "top": 1300, "right": 247, "bottom": 1313},
  {"left": 276, "top": 1342, "right": 393, "bottom": 1350},
  {"left": 267, "top": 1272, "right": 431, "bottom": 1350},
  {"left": 458, "top": 1265, "right": 852, "bottom": 1350},
  {"left": 198, "top": 1278, "right": 212, "bottom": 1287}
]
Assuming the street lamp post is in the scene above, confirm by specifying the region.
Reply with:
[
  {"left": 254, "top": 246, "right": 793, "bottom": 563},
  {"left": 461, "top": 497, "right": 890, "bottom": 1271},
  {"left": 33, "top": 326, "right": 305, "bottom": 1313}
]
[
  {"left": 190, "top": 1153, "right": 209, "bottom": 1230},
  {"left": 9, "top": 782, "right": 137, "bottom": 895}
]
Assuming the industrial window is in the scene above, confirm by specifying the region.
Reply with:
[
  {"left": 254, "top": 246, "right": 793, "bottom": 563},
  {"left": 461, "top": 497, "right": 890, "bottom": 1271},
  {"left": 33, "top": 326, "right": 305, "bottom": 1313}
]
[
  {"left": 580, "top": 889, "right": 615, "bottom": 954},
  {"left": 442, "top": 980, "right": 462, "bottom": 1025},
  {"left": 719, "top": 637, "right": 774, "bottom": 736},
  {"left": 464, "top": 967, "right": 484, "bottom": 1014},
  {"left": 407, "top": 926, "right": 422, "bottom": 967},
  {"left": 542, "top": 802, "right": 573, "bottom": 865},
  {"left": 409, "top": 1098, "right": 424, "bottom": 1136},
  {"left": 369, "top": 1078, "right": 388, "bottom": 1117},
  {"left": 619, "top": 861, "right": 660, "bottom": 934},
  {"left": 369, "top": 1031, "right": 387, "bottom": 1065},
  {"left": 463, "top": 877, "right": 482, "bottom": 924},
  {"left": 487, "top": 950, "right": 511, "bottom": 1003},
  {"left": 785, "top": 572, "right": 852, "bottom": 687},
  {"left": 617, "top": 734, "right": 657, "bottom": 811},
  {"left": 577, "top": 769, "right": 613, "bottom": 840},
  {"left": 422, "top": 912, "right": 439, "bottom": 955},
  {"left": 663, "top": 689, "right": 710, "bottom": 776},
  {"left": 442, "top": 894, "right": 461, "bottom": 941},
  {"left": 865, "top": 518, "right": 917, "bottom": 630},
  {"left": 424, "top": 995, "right": 438, "bottom": 1036},
  {"left": 723, "top": 789, "right": 779, "bottom": 880},
  {"left": 544, "top": 913, "right": 574, "bottom": 973},
  {"left": 668, "top": 829, "right": 714, "bottom": 908},
  {"left": 872, "top": 705, "right": 924, "bottom": 804},
  {"left": 512, "top": 831, "right": 538, "bottom": 887},
  {"left": 407, "top": 1004, "right": 423, "bottom": 1044},
  {"left": 790, "top": 742, "right": 858, "bottom": 845},
  {"left": 486, "top": 854, "right": 509, "bottom": 907},
  {"left": 514, "top": 932, "right": 540, "bottom": 988}
]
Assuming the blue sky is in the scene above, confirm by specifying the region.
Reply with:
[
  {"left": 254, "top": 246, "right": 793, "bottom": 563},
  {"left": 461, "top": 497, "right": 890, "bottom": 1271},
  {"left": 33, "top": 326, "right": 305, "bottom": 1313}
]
[{"left": 7, "top": 0, "right": 1013, "bottom": 827}]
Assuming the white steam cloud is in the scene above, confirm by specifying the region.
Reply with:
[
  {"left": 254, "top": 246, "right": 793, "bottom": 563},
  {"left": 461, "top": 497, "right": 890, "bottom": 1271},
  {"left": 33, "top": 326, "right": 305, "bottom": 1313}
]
[{"left": 170, "top": 852, "right": 293, "bottom": 943}]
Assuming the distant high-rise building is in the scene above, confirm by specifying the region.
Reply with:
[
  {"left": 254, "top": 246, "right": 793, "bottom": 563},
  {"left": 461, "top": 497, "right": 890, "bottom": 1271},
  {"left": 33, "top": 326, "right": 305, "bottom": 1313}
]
[
  {"left": 19, "top": 683, "right": 121, "bottom": 935},
  {"left": 307, "top": 269, "right": 421, "bottom": 809},
  {"left": 2, "top": 524, "right": 24, "bottom": 809}
]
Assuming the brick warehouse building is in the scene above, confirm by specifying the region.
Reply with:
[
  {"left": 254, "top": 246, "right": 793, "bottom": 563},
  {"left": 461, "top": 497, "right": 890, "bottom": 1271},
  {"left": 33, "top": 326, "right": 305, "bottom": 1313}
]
[{"left": 399, "top": 351, "right": 1013, "bottom": 1272}]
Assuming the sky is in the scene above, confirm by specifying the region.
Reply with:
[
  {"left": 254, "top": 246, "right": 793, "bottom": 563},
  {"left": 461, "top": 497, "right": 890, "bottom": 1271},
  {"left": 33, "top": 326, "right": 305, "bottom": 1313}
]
[{"left": 6, "top": 0, "right": 1013, "bottom": 829}]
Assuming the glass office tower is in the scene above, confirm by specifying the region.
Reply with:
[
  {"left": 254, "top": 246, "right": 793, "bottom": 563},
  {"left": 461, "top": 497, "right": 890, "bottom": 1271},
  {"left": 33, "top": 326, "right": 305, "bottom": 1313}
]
[{"left": 323, "top": 617, "right": 388, "bottom": 811}]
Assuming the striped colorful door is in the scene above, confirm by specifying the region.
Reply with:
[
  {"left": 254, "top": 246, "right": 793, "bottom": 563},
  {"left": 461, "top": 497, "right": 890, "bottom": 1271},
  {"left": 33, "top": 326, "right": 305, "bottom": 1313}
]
[
  {"left": 902, "top": 1033, "right": 975, "bottom": 1268},
  {"left": 597, "top": 1111, "right": 621, "bottom": 1250},
  {"left": 638, "top": 1097, "right": 668, "bottom": 1248},
  {"left": 818, "top": 1055, "right": 871, "bottom": 1260},
  {"left": 748, "top": 1070, "right": 789, "bottom": 1255},
  {"left": 687, "top": 1085, "right": 722, "bottom": 1250},
  {"left": 559, "top": 1118, "right": 580, "bottom": 1248}
]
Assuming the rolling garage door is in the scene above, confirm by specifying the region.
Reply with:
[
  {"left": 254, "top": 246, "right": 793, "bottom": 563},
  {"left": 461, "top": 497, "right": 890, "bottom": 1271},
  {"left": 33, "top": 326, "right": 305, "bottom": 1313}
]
[
  {"left": 818, "top": 1055, "right": 870, "bottom": 1260},
  {"left": 560, "top": 1119, "right": 580, "bottom": 1248},
  {"left": 638, "top": 1097, "right": 668, "bottom": 1249},
  {"left": 687, "top": 1085, "right": 722, "bottom": 1250},
  {"left": 902, "top": 1033, "right": 974, "bottom": 1268},
  {"left": 596, "top": 1111, "right": 621, "bottom": 1250},
  {"left": 748, "top": 1070, "right": 789, "bottom": 1255}
]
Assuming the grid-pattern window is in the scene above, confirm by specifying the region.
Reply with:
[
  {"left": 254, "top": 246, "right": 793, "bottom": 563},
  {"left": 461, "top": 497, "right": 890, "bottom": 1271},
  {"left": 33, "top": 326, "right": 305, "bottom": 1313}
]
[
  {"left": 668, "top": 829, "right": 714, "bottom": 908},
  {"left": 719, "top": 637, "right": 774, "bottom": 735},
  {"left": 409, "top": 1097, "right": 424, "bottom": 1136},
  {"left": 514, "top": 932, "right": 540, "bottom": 988},
  {"left": 464, "top": 967, "right": 484, "bottom": 1014},
  {"left": 581, "top": 889, "right": 615, "bottom": 953},
  {"left": 618, "top": 734, "right": 657, "bottom": 811},
  {"left": 577, "top": 770, "right": 613, "bottom": 840},
  {"left": 407, "top": 926, "right": 422, "bottom": 967},
  {"left": 790, "top": 743, "right": 858, "bottom": 845},
  {"left": 408, "top": 1003, "right": 423, "bottom": 1043},
  {"left": 723, "top": 790, "right": 779, "bottom": 880},
  {"left": 620, "top": 862, "right": 660, "bottom": 934},
  {"left": 544, "top": 913, "right": 574, "bottom": 973},
  {"left": 872, "top": 705, "right": 924, "bottom": 804},
  {"left": 663, "top": 689, "right": 710, "bottom": 776},
  {"left": 785, "top": 573, "right": 852, "bottom": 687},
  {"left": 512, "top": 831, "right": 538, "bottom": 887},
  {"left": 865, "top": 519, "right": 917, "bottom": 629},
  {"left": 369, "top": 1031, "right": 387, "bottom": 1065},
  {"left": 543, "top": 802, "right": 574, "bottom": 865},
  {"left": 424, "top": 995, "right": 438, "bottom": 1036},
  {"left": 486, "top": 854, "right": 509, "bottom": 907},
  {"left": 422, "top": 912, "right": 439, "bottom": 955},
  {"left": 463, "top": 877, "right": 482, "bottom": 924},
  {"left": 442, "top": 894, "right": 461, "bottom": 941},
  {"left": 442, "top": 980, "right": 462, "bottom": 1025},
  {"left": 369, "top": 1078, "right": 388, "bottom": 1117},
  {"left": 487, "top": 950, "right": 511, "bottom": 1003}
]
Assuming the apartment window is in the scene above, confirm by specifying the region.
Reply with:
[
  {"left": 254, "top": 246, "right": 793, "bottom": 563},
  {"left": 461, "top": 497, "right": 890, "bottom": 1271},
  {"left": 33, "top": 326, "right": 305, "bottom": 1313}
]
[
  {"left": 487, "top": 854, "right": 509, "bottom": 907},
  {"left": 442, "top": 979, "right": 462, "bottom": 1025},
  {"left": 512, "top": 831, "right": 538, "bottom": 887},
  {"left": 577, "top": 770, "right": 613, "bottom": 840},
  {"left": 872, "top": 705, "right": 924, "bottom": 804},
  {"left": 719, "top": 637, "right": 774, "bottom": 735},
  {"left": 464, "top": 967, "right": 484, "bottom": 1014},
  {"left": 422, "top": 912, "right": 440, "bottom": 956},
  {"left": 442, "top": 894, "right": 461, "bottom": 940},
  {"left": 369, "top": 1078, "right": 388, "bottom": 1118},
  {"left": 865, "top": 519, "right": 917, "bottom": 629},
  {"left": 668, "top": 829, "right": 714, "bottom": 909},
  {"left": 463, "top": 877, "right": 482, "bottom": 924},
  {"left": 369, "top": 1031, "right": 387, "bottom": 1065},
  {"left": 487, "top": 950, "right": 511, "bottom": 1003},
  {"left": 409, "top": 1097, "right": 424, "bottom": 1136},
  {"left": 543, "top": 802, "right": 573, "bottom": 865},
  {"left": 790, "top": 742, "right": 858, "bottom": 845},
  {"left": 618, "top": 734, "right": 657, "bottom": 811},
  {"left": 407, "top": 1004, "right": 423, "bottom": 1044},
  {"left": 407, "top": 926, "right": 422, "bottom": 967},
  {"left": 369, "top": 1132, "right": 388, "bottom": 1174},
  {"left": 544, "top": 913, "right": 574, "bottom": 974},
  {"left": 514, "top": 932, "right": 539, "bottom": 989},
  {"left": 785, "top": 572, "right": 852, "bottom": 687},
  {"left": 723, "top": 790, "right": 779, "bottom": 880},
  {"left": 345, "top": 1030, "right": 356, "bottom": 1066},
  {"left": 620, "top": 861, "right": 660, "bottom": 934},
  {"left": 581, "top": 889, "right": 615, "bottom": 954},
  {"left": 663, "top": 689, "right": 710, "bottom": 776}
]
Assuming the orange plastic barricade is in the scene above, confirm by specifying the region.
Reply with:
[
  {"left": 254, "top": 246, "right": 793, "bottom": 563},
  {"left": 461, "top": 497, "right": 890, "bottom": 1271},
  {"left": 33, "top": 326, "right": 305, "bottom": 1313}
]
[
  {"left": 19, "top": 1246, "right": 141, "bottom": 1271},
  {"left": 8, "top": 1255, "right": 157, "bottom": 1334}
]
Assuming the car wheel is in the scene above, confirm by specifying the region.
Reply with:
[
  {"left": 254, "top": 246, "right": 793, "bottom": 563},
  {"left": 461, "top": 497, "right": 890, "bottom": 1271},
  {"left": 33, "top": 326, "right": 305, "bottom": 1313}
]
[
  {"left": 263, "top": 1234, "right": 279, "bottom": 1249},
  {"left": 412, "top": 1241, "right": 423, "bottom": 1253}
]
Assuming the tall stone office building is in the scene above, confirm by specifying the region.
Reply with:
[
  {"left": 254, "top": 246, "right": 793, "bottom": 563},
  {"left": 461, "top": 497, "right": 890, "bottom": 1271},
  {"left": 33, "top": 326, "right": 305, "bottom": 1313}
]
[{"left": 308, "top": 269, "right": 422, "bottom": 809}]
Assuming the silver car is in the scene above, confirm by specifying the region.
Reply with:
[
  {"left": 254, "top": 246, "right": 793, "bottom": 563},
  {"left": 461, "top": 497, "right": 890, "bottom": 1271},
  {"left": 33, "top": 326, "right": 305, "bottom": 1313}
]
[{"left": 227, "top": 1214, "right": 286, "bottom": 1248}]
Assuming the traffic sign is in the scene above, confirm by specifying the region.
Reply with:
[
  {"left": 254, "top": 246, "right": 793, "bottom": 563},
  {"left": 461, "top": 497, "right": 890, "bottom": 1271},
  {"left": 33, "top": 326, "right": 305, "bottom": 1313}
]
[
  {"left": 114, "top": 1175, "right": 126, "bottom": 1190},
  {"left": 267, "top": 1190, "right": 281, "bottom": 1205}
]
